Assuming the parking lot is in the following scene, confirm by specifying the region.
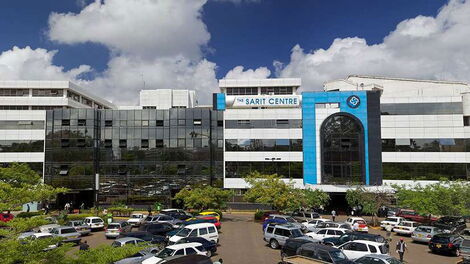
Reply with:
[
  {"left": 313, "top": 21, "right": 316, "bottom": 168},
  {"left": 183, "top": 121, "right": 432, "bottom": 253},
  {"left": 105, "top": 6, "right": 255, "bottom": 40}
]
[{"left": 78, "top": 213, "right": 464, "bottom": 264}]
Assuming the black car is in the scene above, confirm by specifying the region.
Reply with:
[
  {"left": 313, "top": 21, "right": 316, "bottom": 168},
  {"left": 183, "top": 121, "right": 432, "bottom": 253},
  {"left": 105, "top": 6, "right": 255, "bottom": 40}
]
[
  {"left": 296, "top": 243, "right": 354, "bottom": 264},
  {"left": 138, "top": 222, "right": 174, "bottom": 236},
  {"left": 162, "top": 211, "right": 193, "bottom": 221},
  {"left": 117, "top": 231, "right": 167, "bottom": 245},
  {"left": 281, "top": 237, "right": 318, "bottom": 259},
  {"left": 173, "top": 237, "right": 217, "bottom": 257},
  {"left": 322, "top": 232, "right": 386, "bottom": 246},
  {"left": 429, "top": 233, "right": 464, "bottom": 256},
  {"left": 432, "top": 216, "right": 467, "bottom": 234}
]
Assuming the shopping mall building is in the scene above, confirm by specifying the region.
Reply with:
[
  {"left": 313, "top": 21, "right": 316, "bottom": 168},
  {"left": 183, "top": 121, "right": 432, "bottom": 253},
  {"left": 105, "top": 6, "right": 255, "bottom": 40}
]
[{"left": 1, "top": 76, "right": 469, "bottom": 206}]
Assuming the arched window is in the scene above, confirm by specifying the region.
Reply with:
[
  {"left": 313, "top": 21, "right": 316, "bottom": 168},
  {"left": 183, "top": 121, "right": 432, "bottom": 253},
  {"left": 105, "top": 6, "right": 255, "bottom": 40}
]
[{"left": 320, "top": 113, "right": 364, "bottom": 184}]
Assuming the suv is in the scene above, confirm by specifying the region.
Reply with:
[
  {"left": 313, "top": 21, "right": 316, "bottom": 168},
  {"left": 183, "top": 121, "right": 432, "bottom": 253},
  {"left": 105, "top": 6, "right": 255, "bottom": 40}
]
[
  {"left": 297, "top": 243, "right": 354, "bottom": 264},
  {"left": 322, "top": 232, "right": 386, "bottom": 247},
  {"left": 105, "top": 221, "right": 132, "bottom": 239},
  {"left": 263, "top": 215, "right": 304, "bottom": 231},
  {"left": 281, "top": 237, "right": 318, "bottom": 260},
  {"left": 429, "top": 233, "right": 464, "bottom": 256},
  {"left": 433, "top": 216, "right": 467, "bottom": 234},
  {"left": 292, "top": 210, "right": 321, "bottom": 222},
  {"left": 264, "top": 224, "right": 306, "bottom": 249},
  {"left": 139, "top": 222, "right": 174, "bottom": 236}
]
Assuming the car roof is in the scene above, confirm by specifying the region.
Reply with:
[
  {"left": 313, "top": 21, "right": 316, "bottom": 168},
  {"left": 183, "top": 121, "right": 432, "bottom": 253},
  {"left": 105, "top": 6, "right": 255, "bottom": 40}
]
[
  {"left": 56, "top": 226, "right": 76, "bottom": 230},
  {"left": 270, "top": 214, "right": 290, "bottom": 217},
  {"left": 34, "top": 232, "right": 53, "bottom": 237},
  {"left": 273, "top": 223, "right": 300, "bottom": 229},
  {"left": 166, "top": 242, "right": 202, "bottom": 250},
  {"left": 184, "top": 223, "right": 216, "bottom": 228},
  {"left": 302, "top": 243, "right": 341, "bottom": 251},
  {"left": 349, "top": 240, "right": 384, "bottom": 245},
  {"left": 115, "top": 237, "right": 143, "bottom": 242},
  {"left": 361, "top": 254, "right": 395, "bottom": 260},
  {"left": 85, "top": 216, "right": 102, "bottom": 219},
  {"left": 398, "top": 220, "right": 417, "bottom": 224}
]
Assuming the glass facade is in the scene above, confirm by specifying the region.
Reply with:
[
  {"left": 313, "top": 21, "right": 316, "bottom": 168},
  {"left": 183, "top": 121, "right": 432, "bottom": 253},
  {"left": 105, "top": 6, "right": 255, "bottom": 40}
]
[
  {"left": 0, "top": 140, "right": 44, "bottom": 152},
  {"left": 321, "top": 114, "right": 364, "bottom": 184},
  {"left": 381, "top": 102, "right": 463, "bottom": 115},
  {"left": 225, "top": 139, "right": 302, "bottom": 151},
  {"left": 44, "top": 108, "right": 223, "bottom": 206},
  {"left": 382, "top": 138, "right": 470, "bottom": 152},
  {"left": 225, "top": 119, "right": 302, "bottom": 129},
  {"left": 383, "top": 163, "right": 469, "bottom": 180},
  {"left": 0, "top": 120, "right": 44, "bottom": 129},
  {"left": 225, "top": 161, "right": 303, "bottom": 178}
]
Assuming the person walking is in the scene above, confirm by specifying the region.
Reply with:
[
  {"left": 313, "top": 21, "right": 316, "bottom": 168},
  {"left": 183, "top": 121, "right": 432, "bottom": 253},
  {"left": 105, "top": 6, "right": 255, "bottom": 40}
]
[
  {"left": 396, "top": 238, "right": 407, "bottom": 262},
  {"left": 331, "top": 210, "right": 336, "bottom": 222},
  {"left": 147, "top": 205, "right": 152, "bottom": 216},
  {"left": 44, "top": 203, "right": 49, "bottom": 215},
  {"left": 79, "top": 240, "right": 90, "bottom": 251}
]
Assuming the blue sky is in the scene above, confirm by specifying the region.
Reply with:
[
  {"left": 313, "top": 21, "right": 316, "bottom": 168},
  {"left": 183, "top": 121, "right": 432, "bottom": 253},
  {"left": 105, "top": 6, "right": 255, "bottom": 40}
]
[{"left": 1, "top": 0, "right": 468, "bottom": 104}]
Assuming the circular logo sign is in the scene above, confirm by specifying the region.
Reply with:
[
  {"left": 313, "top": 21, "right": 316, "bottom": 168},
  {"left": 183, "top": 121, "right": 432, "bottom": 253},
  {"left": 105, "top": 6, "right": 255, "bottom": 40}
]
[{"left": 347, "top": 95, "right": 361, "bottom": 108}]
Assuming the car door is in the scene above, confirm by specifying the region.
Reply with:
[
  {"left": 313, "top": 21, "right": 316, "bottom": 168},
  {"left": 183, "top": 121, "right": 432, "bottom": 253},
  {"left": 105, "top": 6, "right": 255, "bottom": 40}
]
[
  {"left": 326, "top": 229, "right": 337, "bottom": 238},
  {"left": 207, "top": 226, "right": 218, "bottom": 242},
  {"left": 185, "top": 247, "right": 197, "bottom": 255},
  {"left": 198, "top": 227, "right": 209, "bottom": 240},
  {"left": 313, "top": 229, "right": 327, "bottom": 239},
  {"left": 174, "top": 249, "right": 184, "bottom": 256},
  {"left": 341, "top": 242, "right": 369, "bottom": 260}
]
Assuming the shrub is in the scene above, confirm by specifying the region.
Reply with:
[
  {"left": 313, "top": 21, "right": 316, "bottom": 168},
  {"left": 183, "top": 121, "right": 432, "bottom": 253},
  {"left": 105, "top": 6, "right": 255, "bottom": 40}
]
[
  {"left": 16, "top": 212, "right": 43, "bottom": 218},
  {"left": 254, "top": 210, "right": 264, "bottom": 221}
]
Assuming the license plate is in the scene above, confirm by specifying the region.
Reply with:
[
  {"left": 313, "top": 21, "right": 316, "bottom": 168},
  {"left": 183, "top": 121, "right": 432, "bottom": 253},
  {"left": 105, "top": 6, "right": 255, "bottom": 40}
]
[
  {"left": 436, "top": 244, "right": 442, "bottom": 248},
  {"left": 418, "top": 234, "right": 423, "bottom": 237}
]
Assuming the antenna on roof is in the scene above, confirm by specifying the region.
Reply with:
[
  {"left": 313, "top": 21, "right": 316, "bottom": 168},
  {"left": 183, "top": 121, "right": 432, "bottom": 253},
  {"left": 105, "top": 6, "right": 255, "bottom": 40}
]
[{"left": 141, "top": 73, "right": 146, "bottom": 90}]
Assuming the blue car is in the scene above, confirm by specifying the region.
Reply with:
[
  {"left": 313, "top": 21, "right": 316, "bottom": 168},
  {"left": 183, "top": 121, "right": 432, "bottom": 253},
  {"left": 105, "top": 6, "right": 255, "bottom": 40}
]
[
  {"left": 262, "top": 218, "right": 288, "bottom": 231},
  {"left": 172, "top": 236, "right": 217, "bottom": 257},
  {"left": 262, "top": 214, "right": 305, "bottom": 232}
]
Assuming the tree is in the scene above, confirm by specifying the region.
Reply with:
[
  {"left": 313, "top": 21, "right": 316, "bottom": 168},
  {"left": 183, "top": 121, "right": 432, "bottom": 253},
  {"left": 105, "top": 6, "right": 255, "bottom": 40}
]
[
  {"left": 243, "top": 172, "right": 329, "bottom": 211},
  {"left": 394, "top": 181, "right": 470, "bottom": 216},
  {"left": 173, "top": 185, "right": 233, "bottom": 210},
  {"left": 346, "top": 187, "right": 393, "bottom": 225}
]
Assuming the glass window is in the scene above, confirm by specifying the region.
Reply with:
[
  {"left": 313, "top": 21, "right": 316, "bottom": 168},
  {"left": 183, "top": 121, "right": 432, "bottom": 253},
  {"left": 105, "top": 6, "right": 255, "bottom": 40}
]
[
  {"left": 186, "top": 248, "right": 197, "bottom": 255},
  {"left": 381, "top": 102, "right": 463, "bottom": 115},
  {"left": 368, "top": 244, "right": 377, "bottom": 253},
  {"left": 199, "top": 228, "right": 208, "bottom": 235},
  {"left": 105, "top": 120, "right": 113, "bottom": 127}
]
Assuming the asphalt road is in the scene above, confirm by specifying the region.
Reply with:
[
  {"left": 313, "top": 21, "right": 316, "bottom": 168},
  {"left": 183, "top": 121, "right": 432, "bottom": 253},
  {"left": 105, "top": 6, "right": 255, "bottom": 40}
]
[{"left": 81, "top": 213, "right": 463, "bottom": 264}]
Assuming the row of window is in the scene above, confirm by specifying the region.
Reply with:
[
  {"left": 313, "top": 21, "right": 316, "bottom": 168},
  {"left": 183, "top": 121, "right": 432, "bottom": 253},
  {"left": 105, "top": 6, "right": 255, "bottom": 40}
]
[
  {"left": 383, "top": 162, "right": 469, "bottom": 180},
  {"left": 57, "top": 138, "right": 224, "bottom": 149},
  {"left": 32, "top": 89, "right": 63, "bottom": 97},
  {"left": 225, "top": 139, "right": 302, "bottom": 151},
  {"left": 225, "top": 161, "right": 303, "bottom": 178},
  {"left": 225, "top": 87, "right": 294, "bottom": 95},
  {"left": 0, "top": 106, "right": 29, "bottom": 110},
  {"left": 1, "top": 162, "right": 43, "bottom": 176},
  {"left": 0, "top": 140, "right": 44, "bottom": 152},
  {"left": 0, "top": 120, "right": 45, "bottom": 129},
  {"left": 381, "top": 102, "right": 463, "bottom": 115},
  {"left": 101, "top": 119, "right": 222, "bottom": 127},
  {"left": 225, "top": 119, "right": 302, "bottom": 129},
  {"left": 382, "top": 138, "right": 470, "bottom": 152},
  {"left": 0, "top": 89, "right": 29, "bottom": 96}
]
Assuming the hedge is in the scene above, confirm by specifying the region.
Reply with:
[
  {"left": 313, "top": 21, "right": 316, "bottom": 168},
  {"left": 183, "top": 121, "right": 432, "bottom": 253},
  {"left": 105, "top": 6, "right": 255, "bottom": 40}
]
[{"left": 16, "top": 212, "right": 43, "bottom": 218}]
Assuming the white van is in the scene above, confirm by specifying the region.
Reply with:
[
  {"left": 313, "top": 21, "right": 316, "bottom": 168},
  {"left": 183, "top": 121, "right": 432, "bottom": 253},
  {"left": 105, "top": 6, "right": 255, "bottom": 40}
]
[{"left": 168, "top": 223, "right": 219, "bottom": 244}]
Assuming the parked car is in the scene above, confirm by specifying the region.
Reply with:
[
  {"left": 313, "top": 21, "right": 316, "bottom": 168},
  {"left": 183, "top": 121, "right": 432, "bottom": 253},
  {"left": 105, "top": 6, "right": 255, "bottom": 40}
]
[
  {"left": 118, "top": 231, "right": 167, "bottom": 246},
  {"left": 292, "top": 210, "right": 321, "bottom": 222},
  {"left": 411, "top": 226, "right": 443, "bottom": 243},
  {"left": 139, "top": 222, "right": 174, "bottom": 236},
  {"left": 193, "top": 216, "right": 221, "bottom": 229},
  {"left": 38, "top": 223, "right": 61, "bottom": 233},
  {"left": 354, "top": 254, "right": 402, "bottom": 264},
  {"left": 345, "top": 218, "right": 369, "bottom": 233},
  {"left": 297, "top": 242, "right": 354, "bottom": 264},
  {"left": 84, "top": 217, "right": 105, "bottom": 230},
  {"left": 380, "top": 217, "right": 405, "bottom": 230},
  {"left": 156, "top": 255, "right": 212, "bottom": 264},
  {"left": 144, "top": 214, "right": 182, "bottom": 227},
  {"left": 112, "top": 237, "right": 147, "bottom": 247},
  {"left": 463, "top": 228, "right": 470, "bottom": 238},
  {"left": 263, "top": 214, "right": 305, "bottom": 231},
  {"left": 50, "top": 226, "right": 81, "bottom": 245},
  {"left": 305, "top": 228, "right": 349, "bottom": 241},
  {"left": 166, "top": 219, "right": 213, "bottom": 237},
  {"left": 0, "top": 212, "right": 14, "bottom": 222},
  {"left": 432, "top": 216, "right": 467, "bottom": 234},
  {"left": 105, "top": 221, "right": 132, "bottom": 239},
  {"left": 196, "top": 211, "right": 220, "bottom": 221},
  {"left": 310, "top": 222, "right": 351, "bottom": 233},
  {"left": 65, "top": 220, "right": 91, "bottom": 236},
  {"left": 18, "top": 232, "right": 58, "bottom": 251},
  {"left": 280, "top": 237, "right": 320, "bottom": 260},
  {"left": 173, "top": 237, "right": 217, "bottom": 257},
  {"left": 393, "top": 220, "right": 418, "bottom": 236},
  {"left": 161, "top": 209, "right": 186, "bottom": 214},
  {"left": 142, "top": 242, "right": 207, "bottom": 264},
  {"left": 115, "top": 247, "right": 160, "bottom": 264},
  {"left": 386, "top": 207, "right": 399, "bottom": 217},
  {"left": 461, "top": 237, "right": 470, "bottom": 262},
  {"left": 322, "top": 232, "right": 386, "bottom": 247},
  {"left": 261, "top": 211, "right": 280, "bottom": 222},
  {"left": 396, "top": 209, "right": 437, "bottom": 223},
  {"left": 429, "top": 233, "right": 464, "bottom": 256},
  {"left": 168, "top": 223, "right": 219, "bottom": 244},
  {"left": 337, "top": 240, "right": 388, "bottom": 260},
  {"left": 302, "top": 218, "right": 331, "bottom": 232},
  {"left": 264, "top": 223, "right": 307, "bottom": 249},
  {"left": 164, "top": 212, "right": 192, "bottom": 221},
  {"left": 127, "top": 213, "right": 147, "bottom": 226}
]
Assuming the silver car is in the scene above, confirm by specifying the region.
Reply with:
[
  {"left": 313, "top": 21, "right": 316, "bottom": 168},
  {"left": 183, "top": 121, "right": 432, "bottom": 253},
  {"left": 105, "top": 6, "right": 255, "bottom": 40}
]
[
  {"left": 263, "top": 224, "right": 308, "bottom": 249},
  {"left": 111, "top": 237, "right": 147, "bottom": 247},
  {"left": 66, "top": 220, "right": 91, "bottom": 236},
  {"left": 411, "top": 226, "right": 443, "bottom": 243},
  {"left": 115, "top": 247, "right": 160, "bottom": 264},
  {"left": 143, "top": 214, "right": 182, "bottom": 227},
  {"left": 50, "top": 226, "right": 81, "bottom": 245},
  {"left": 105, "top": 221, "right": 132, "bottom": 239}
]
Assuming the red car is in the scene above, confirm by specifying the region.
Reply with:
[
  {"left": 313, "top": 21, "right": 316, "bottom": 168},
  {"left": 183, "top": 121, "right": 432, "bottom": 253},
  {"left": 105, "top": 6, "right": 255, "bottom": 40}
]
[
  {"left": 195, "top": 216, "right": 221, "bottom": 229},
  {"left": 0, "top": 212, "right": 14, "bottom": 223},
  {"left": 396, "top": 209, "right": 437, "bottom": 223}
]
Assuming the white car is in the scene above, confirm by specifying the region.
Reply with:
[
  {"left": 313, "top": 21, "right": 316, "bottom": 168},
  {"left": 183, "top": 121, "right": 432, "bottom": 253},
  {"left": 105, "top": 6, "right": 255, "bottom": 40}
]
[
  {"left": 127, "top": 213, "right": 147, "bottom": 226},
  {"left": 169, "top": 223, "right": 219, "bottom": 244},
  {"left": 305, "top": 228, "right": 348, "bottom": 240},
  {"left": 393, "top": 220, "right": 418, "bottom": 236},
  {"left": 380, "top": 217, "right": 405, "bottom": 230},
  {"left": 337, "top": 240, "right": 388, "bottom": 260},
  {"left": 38, "top": 224, "right": 60, "bottom": 233},
  {"left": 345, "top": 217, "right": 369, "bottom": 232},
  {"left": 302, "top": 218, "right": 330, "bottom": 232},
  {"left": 17, "top": 232, "right": 58, "bottom": 251},
  {"left": 84, "top": 217, "right": 105, "bottom": 230},
  {"left": 142, "top": 242, "right": 207, "bottom": 264}
]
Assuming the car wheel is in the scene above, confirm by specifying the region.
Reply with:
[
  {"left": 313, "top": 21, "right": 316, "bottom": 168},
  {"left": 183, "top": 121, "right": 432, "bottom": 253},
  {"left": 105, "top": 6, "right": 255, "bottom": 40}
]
[
  {"left": 281, "top": 252, "right": 287, "bottom": 260},
  {"left": 207, "top": 250, "right": 212, "bottom": 257},
  {"left": 455, "top": 249, "right": 460, "bottom": 257},
  {"left": 270, "top": 239, "right": 279, "bottom": 249}
]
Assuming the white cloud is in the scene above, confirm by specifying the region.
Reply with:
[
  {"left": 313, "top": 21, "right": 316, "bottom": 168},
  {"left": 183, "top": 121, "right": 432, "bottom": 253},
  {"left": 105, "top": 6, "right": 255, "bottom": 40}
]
[
  {"left": 276, "top": 0, "right": 470, "bottom": 91},
  {"left": 0, "top": 46, "right": 90, "bottom": 80},
  {"left": 224, "top": 65, "right": 271, "bottom": 79}
]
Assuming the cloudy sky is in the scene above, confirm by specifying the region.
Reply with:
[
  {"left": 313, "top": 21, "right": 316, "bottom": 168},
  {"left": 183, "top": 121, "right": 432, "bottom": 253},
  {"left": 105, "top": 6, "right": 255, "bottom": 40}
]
[{"left": 2, "top": 0, "right": 470, "bottom": 105}]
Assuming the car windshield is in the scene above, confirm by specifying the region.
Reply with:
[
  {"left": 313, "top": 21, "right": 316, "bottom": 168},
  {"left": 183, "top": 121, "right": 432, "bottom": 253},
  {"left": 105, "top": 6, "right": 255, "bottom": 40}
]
[
  {"left": 92, "top": 219, "right": 102, "bottom": 223},
  {"left": 416, "top": 227, "right": 432, "bottom": 233},
  {"left": 431, "top": 236, "right": 451, "bottom": 243},
  {"left": 145, "top": 216, "right": 153, "bottom": 221},
  {"left": 74, "top": 220, "right": 84, "bottom": 225},
  {"left": 131, "top": 215, "right": 140, "bottom": 219},
  {"left": 61, "top": 228, "right": 77, "bottom": 234},
  {"left": 330, "top": 250, "right": 347, "bottom": 261},
  {"left": 384, "top": 218, "right": 397, "bottom": 222},
  {"left": 175, "top": 228, "right": 191, "bottom": 237},
  {"left": 108, "top": 224, "right": 120, "bottom": 229},
  {"left": 290, "top": 229, "right": 303, "bottom": 238},
  {"left": 157, "top": 248, "right": 175, "bottom": 258}
]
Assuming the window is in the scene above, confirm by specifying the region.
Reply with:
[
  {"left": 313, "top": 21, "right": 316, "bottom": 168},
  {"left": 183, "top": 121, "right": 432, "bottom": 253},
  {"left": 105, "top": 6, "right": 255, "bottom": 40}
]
[
  {"left": 77, "top": 139, "right": 86, "bottom": 147},
  {"left": 368, "top": 244, "right": 377, "bottom": 253},
  {"left": 105, "top": 120, "right": 113, "bottom": 127},
  {"left": 59, "top": 165, "right": 69, "bottom": 176},
  {"left": 188, "top": 230, "right": 197, "bottom": 237},
  {"left": 465, "top": 117, "right": 470, "bottom": 126},
  {"left": 61, "top": 139, "right": 70, "bottom": 148},
  {"left": 185, "top": 248, "right": 197, "bottom": 255},
  {"left": 208, "top": 226, "right": 216, "bottom": 233},
  {"left": 199, "top": 228, "right": 208, "bottom": 235},
  {"left": 260, "top": 87, "right": 293, "bottom": 95},
  {"left": 104, "top": 140, "right": 112, "bottom": 148},
  {"left": 119, "top": 140, "right": 127, "bottom": 148},
  {"left": 174, "top": 249, "right": 184, "bottom": 255},
  {"left": 217, "top": 120, "right": 223, "bottom": 127},
  {"left": 224, "top": 119, "right": 302, "bottom": 129},
  {"left": 0, "top": 89, "right": 29, "bottom": 96},
  {"left": 32, "top": 89, "right": 63, "bottom": 97},
  {"left": 156, "top": 120, "right": 164, "bottom": 126},
  {"left": 78, "top": 119, "right": 86, "bottom": 126},
  {"left": 141, "top": 139, "right": 149, "bottom": 149},
  {"left": 62, "top": 119, "right": 70, "bottom": 126},
  {"left": 354, "top": 243, "right": 368, "bottom": 252},
  {"left": 276, "top": 119, "right": 289, "bottom": 125},
  {"left": 381, "top": 102, "right": 463, "bottom": 115},
  {"left": 67, "top": 91, "right": 80, "bottom": 102},
  {"left": 317, "top": 230, "right": 327, "bottom": 234},
  {"left": 266, "top": 227, "right": 274, "bottom": 233},
  {"left": 383, "top": 163, "right": 469, "bottom": 180},
  {"left": 317, "top": 250, "right": 332, "bottom": 262},
  {"left": 226, "top": 87, "right": 258, "bottom": 95},
  {"left": 193, "top": 119, "right": 202, "bottom": 126},
  {"left": 156, "top": 140, "right": 164, "bottom": 148}
]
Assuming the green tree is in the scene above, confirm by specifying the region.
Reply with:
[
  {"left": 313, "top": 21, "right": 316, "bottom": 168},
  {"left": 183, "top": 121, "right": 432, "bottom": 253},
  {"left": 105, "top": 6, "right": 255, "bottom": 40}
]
[
  {"left": 68, "top": 244, "right": 145, "bottom": 264},
  {"left": 174, "top": 185, "right": 233, "bottom": 210},
  {"left": 394, "top": 181, "right": 470, "bottom": 216},
  {"left": 243, "top": 172, "right": 329, "bottom": 211},
  {"left": 346, "top": 187, "right": 393, "bottom": 225}
]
